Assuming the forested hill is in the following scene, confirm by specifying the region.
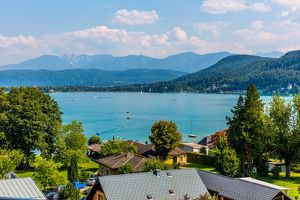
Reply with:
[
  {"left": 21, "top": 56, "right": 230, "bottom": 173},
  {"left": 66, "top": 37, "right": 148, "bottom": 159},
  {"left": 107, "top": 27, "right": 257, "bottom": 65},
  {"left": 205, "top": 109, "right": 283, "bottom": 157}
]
[
  {"left": 105, "top": 50, "right": 300, "bottom": 94},
  {"left": 0, "top": 68, "right": 186, "bottom": 87}
]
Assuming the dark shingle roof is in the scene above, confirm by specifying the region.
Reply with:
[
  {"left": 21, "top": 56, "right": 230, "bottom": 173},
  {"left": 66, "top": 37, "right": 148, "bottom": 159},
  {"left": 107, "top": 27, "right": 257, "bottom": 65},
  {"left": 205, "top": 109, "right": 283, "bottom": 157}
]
[
  {"left": 96, "top": 152, "right": 146, "bottom": 172},
  {"left": 198, "top": 170, "right": 291, "bottom": 200},
  {"left": 0, "top": 177, "right": 46, "bottom": 200},
  {"left": 131, "top": 141, "right": 186, "bottom": 157},
  {"left": 97, "top": 168, "right": 209, "bottom": 200}
]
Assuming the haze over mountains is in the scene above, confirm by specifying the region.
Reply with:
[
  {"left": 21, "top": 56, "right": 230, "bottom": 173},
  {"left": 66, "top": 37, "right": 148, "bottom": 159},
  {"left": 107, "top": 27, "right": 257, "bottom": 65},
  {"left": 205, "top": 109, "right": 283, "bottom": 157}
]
[
  {"left": 107, "top": 50, "right": 300, "bottom": 94},
  {"left": 0, "top": 52, "right": 231, "bottom": 73}
]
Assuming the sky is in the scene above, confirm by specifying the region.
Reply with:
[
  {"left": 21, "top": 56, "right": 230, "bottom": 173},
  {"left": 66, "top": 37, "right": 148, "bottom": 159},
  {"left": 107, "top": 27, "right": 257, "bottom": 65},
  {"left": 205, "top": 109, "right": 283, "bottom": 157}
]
[{"left": 1, "top": 0, "right": 300, "bottom": 64}]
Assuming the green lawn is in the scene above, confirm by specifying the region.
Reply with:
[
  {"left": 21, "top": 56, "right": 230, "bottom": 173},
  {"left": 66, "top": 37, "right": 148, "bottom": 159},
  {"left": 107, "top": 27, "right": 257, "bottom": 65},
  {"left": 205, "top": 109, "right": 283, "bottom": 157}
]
[
  {"left": 255, "top": 172, "right": 300, "bottom": 199},
  {"left": 16, "top": 158, "right": 99, "bottom": 182},
  {"left": 185, "top": 162, "right": 300, "bottom": 199}
]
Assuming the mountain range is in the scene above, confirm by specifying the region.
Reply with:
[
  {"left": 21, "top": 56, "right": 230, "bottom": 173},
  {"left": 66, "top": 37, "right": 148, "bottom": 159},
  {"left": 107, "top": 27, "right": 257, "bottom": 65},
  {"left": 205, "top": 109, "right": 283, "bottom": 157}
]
[
  {"left": 106, "top": 50, "right": 300, "bottom": 93},
  {"left": 0, "top": 52, "right": 231, "bottom": 73},
  {"left": 0, "top": 69, "right": 186, "bottom": 87}
]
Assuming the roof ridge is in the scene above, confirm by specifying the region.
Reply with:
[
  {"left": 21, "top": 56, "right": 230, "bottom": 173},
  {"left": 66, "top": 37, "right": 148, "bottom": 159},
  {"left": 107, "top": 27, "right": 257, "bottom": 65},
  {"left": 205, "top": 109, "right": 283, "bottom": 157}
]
[{"left": 235, "top": 178, "right": 283, "bottom": 192}]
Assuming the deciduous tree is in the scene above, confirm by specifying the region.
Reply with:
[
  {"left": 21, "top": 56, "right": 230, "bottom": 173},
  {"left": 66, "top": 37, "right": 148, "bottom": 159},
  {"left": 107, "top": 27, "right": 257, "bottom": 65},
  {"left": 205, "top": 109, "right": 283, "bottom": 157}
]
[{"left": 149, "top": 121, "right": 182, "bottom": 160}]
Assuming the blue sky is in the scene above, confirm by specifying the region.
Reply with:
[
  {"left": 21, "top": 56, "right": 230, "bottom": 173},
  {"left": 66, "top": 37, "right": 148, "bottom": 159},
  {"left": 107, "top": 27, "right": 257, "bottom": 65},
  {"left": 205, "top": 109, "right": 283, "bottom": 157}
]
[{"left": 1, "top": 0, "right": 300, "bottom": 64}]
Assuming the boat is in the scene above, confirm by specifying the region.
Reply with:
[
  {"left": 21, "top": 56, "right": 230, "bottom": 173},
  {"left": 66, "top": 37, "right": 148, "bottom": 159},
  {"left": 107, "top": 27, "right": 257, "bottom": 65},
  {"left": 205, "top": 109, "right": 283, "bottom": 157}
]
[{"left": 188, "top": 134, "right": 197, "bottom": 138}]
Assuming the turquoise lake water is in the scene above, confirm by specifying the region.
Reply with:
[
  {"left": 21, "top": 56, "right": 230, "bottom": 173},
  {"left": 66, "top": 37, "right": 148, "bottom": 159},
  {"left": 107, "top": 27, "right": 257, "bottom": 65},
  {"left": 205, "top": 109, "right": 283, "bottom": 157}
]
[{"left": 50, "top": 92, "right": 277, "bottom": 143}]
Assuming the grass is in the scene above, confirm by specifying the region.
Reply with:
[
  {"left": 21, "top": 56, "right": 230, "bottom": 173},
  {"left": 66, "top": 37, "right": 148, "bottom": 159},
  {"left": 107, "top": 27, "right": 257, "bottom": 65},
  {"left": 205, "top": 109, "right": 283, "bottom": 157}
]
[
  {"left": 16, "top": 158, "right": 99, "bottom": 181},
  {"left": 255, "top": 172, "right": 300, "bottom": 199},
  {"left": 185, "top": 162, "right": 300, "bottom": 199}
]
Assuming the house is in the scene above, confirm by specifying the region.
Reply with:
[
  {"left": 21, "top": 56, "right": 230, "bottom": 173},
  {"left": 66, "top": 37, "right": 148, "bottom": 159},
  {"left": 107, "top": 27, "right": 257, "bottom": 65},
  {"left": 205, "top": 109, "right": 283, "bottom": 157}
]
[
  {"left": 198, "top": 170, "right": 292, "bottom": 200},
  {"left": 86, "top": 168, "right": 210, "bottom": 200},
  {"left": 0, "top": 177, "right": 46, "bottom": 200},
  {"left": 87, "top": 143, "right": 102, "bottom": 159},
  {"left": 197, "top": 136, "right": 211, "bottom": 147},
  {"left": 131, "top": 141, "right": 187, "bottom": 165},
  {"left": 180, "top": 142, "right": 207, "bottom": 154},
  {"left": 95, "top": 152, "right": 147, "bottom": 175}
]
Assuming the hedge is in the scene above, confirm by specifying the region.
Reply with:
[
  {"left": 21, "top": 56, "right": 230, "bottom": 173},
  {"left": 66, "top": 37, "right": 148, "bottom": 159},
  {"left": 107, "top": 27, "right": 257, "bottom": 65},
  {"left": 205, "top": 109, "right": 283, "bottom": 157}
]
[{"left": 187, "top": 152, "right": 216, "bottom": 166}]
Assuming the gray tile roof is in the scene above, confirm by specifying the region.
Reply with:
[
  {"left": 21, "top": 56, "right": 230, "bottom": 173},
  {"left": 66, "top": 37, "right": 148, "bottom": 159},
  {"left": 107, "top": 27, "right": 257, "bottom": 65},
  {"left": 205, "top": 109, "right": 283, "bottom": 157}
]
[
  {"left": 0, "top": 177, "right": 46, "bottom": 200},
  {"left": 198, "top": 170, "right": 291, "bottom": 200},
  {"left": 98, "top": 168, "right": 209, "bottom": 200}
]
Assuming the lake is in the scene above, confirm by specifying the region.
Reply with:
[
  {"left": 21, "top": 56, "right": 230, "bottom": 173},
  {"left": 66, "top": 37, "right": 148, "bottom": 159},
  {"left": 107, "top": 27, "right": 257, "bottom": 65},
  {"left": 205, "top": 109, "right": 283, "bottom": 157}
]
[{"left": 50, "top": 92, "right": 278, "bottom": 143}]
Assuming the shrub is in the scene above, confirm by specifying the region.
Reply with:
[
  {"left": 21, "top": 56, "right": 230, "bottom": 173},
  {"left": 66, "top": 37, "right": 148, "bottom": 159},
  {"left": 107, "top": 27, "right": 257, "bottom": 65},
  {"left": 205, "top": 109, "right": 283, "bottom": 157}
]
[
  {"left": 118, "top": 164, "right": 133, "bottom": 174},
  {"left": 215, "top": 148, "right": 240, "bottom": 177},
  {"left": 143, "top": 159, "right": 171, "bottom": 172},
  {"left": 270, "top": 166, "right": 281, "bottom": 179},
  {"left": 200, "top": 147, "right": 207, "bottom": 154},
  {"left": 59, "top": 182, "right": 80, "bottom": 200},
  {"left": 88, "top": 135, "right": 101, "bottom": 145},
  {"left": 187, "top": 152, "right": 216, "bottom": 166},
  {"left": 292, "top": 164, "right": 300, "bottom": 173}
]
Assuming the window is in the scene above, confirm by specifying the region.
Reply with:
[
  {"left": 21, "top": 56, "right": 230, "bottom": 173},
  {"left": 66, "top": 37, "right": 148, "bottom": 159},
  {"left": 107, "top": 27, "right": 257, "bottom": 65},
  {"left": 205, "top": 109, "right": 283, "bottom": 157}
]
[
  {"left": 105, "top": 169, "right": 110, "bottom": 175},
  {"left": 180, "top": 155, "right": 184, "bottom": 162}
]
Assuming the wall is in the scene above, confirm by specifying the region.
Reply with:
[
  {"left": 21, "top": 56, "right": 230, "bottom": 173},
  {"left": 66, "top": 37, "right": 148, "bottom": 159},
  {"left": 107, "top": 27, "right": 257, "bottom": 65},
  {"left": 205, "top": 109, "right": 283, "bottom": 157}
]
[{"left": 165, "top": 153, "right": 187, "bottom": 165}]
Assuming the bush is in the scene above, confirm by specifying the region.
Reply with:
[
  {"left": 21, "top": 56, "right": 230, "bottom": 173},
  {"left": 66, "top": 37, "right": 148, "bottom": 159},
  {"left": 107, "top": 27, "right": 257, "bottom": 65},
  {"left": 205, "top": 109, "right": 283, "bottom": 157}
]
[
  {"left": 292, "top": 164, "right": 300, "bottom": 173},
  {"left": 270, "top": 166, "right": 281, "bottom": 179},
  {"left": 118, "top": 164, "right": 133, "bottom": 174},
  {"left": 143, "top": 159, "right": 171, "bottom": 172},
  {"left": 187, "top": 152, "right": 216, "bottom": 166},
  {"left": 59, "top": 182, "right": 80, "bottom": 200},
  {"left": 215, "top": 148, "right": 240, "bottom": 177},
  {"left": 200, "top": 147, "right": 207, "bottom": 154},
  {"left": 78, "top": 169, "right": 93, "bottom": 182},
  {"left": 88, "top": 135, "right": 101, "bottom": 145}
]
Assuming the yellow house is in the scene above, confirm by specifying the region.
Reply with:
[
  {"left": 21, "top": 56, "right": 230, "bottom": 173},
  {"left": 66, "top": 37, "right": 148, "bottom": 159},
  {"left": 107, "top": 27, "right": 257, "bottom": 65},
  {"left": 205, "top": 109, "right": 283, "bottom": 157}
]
[
  {"left": 130, "top": 141, "right": 187, "bottom": 165},
  {"left": 165, "top": 147, "right": 187, "bottom": 165}
]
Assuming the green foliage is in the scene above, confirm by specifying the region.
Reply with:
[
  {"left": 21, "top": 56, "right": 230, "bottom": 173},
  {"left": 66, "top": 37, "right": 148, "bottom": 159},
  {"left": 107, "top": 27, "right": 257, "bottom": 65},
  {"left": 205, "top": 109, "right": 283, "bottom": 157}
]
[
  {"left": 68, "top": 157, "right": 78, "bottom": 182},
  {"left": 200, "top": 147, "right": 207, "bottom": 154},
  {"left": 101, "top": 139, "right": 137, "bottom": 157},
  {"left": 0, "top": 87, "right": 62, "bottom": 164},
  {"left": 269, "top": 94, "right": 300, "bottom": 177},
  {"left": 187, "top": 153, "right": 216, "bottom": 166},
  {"left": 149, "top": 120, "right": 182, "bottom": 160},
  {"left": 270, "top": 166, "right": 281, "bottom": 179},
  {"left": 55, "top": 121, "right": 87, "bottom": 167},
  {"left": 227, "top": 85, "right": 271, "bottom": 176},
  {"left": 292, "top": 164, "right": 300, "bottom": 173},
  {"left": 0, "top": 149, "right": 24, "bottom": 178},
  {"left": 78, "top": 169, "right": 93, "bottom": 182},
  {"left": 88, "top": 135, "right": 101, "bottom": 145},
  {"left": 118, "top": 163, "right": 133, "bottom": 174},
  {"left": 215, "top": 137, "right": 240, "bottom": 177},
  {"left": 143, "top": 159, "right": 171, "bottom": 172},
  {"left": 59, "top": 182, "right": 80, "bottom": 200},
  {"left": 33, "top": 157, "right": 65, "bottom": 190}
]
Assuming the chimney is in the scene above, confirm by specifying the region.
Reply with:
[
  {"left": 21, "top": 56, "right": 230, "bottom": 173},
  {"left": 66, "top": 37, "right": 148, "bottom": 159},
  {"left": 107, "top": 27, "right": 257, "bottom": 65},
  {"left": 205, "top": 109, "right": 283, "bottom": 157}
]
[{"left": 153, "top": 169, "right": 161, "bottom": 177}]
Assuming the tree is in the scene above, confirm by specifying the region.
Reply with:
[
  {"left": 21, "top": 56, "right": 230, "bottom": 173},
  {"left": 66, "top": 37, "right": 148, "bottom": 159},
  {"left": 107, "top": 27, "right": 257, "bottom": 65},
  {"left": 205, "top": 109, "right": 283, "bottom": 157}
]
[
  {"left": 68, "top": 157, "right": 78, "bottom": 182},
  {"left": 118, "top": 163, "right": 133, "bottom": 174},
  {"left": 0, "top": 149, "right": 23, "bottom": 178},
  {"left": 215, "top": 137, "right": 240, "bottom": 177},
  {"left": 55, "top": 121, "right": 87, "bottom": 181},
  {"left": 143, "top": 159, "right": 170, "bottom": 172},
  {"left": 59, "top": 182, "right": 80, "bottom": 200},
  {"left": 269, "top": 94, "right": 300, "bottom": 177},
  {"left": 149, "top": 121, "right": 182, "bottom": 160},
  {"left": 101, "top": 139, "right": 137, "bottom": 157},
  {"left": 227, "top": 85, "right": 270, "bottom": 176},
  {"left": 0, "top": 87, "right": 62, "bottom": 166},
  {"left": 88, "top": 135, "right": 101, "bottom": 145},
  {"left": 33, "top": 157, "right": 65, "bottom": 190}
]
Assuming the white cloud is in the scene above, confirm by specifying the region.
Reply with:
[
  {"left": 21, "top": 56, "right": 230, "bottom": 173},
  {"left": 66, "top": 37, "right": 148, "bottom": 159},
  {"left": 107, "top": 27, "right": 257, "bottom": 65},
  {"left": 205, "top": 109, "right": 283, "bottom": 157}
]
[
  {"left": 172, "top": 27, "right": 188, "bottom": 41},
  {"left": 194, "top": 21, "right": 228, "bottom": 37},
  {"left": 0, "top": 34, "right": 37, "bottom": 48},
  {"left": 281, "top": 11, "right": 289, "bottom": 17},
  {"left": 113, "top": 9, "right": 159, "bottom": 25},
  {"left": 201, "top": 0, "right": 271, "bottom": 14},
  {"left": 251, "top": 20, "right": 264, "bottom": 30},
  {"left": 273, "top": 0, "right": 300, "bottom": 12}
]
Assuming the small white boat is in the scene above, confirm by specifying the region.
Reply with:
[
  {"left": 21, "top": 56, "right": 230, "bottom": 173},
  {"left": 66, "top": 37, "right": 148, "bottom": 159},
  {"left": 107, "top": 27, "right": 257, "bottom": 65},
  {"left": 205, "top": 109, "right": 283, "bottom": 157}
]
[{"left": 188, "top": 134, "right": 197, "bottom": 138}]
